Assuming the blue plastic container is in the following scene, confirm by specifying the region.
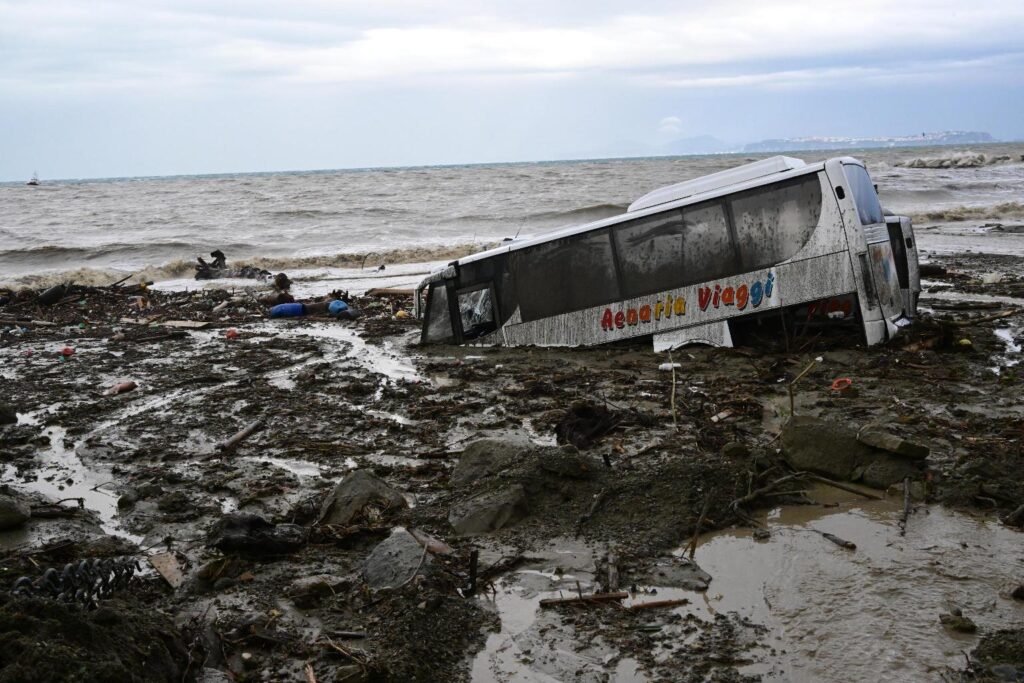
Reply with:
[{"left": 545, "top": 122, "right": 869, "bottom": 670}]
[{"left": 269, "top": 303, "right": 306, "bottom": 318}]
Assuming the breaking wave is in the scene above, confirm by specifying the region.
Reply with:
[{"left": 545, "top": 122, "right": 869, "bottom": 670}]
[
  {"left": 912, "top": 202, "right": 1024, "bottom": 222},
  {"left": 897, "top": 152, "right": 1022, "bottom": 169},
  {"left": 0, "top": 242, "right": 256, "bottom": 266},
  {"left": 0, "top": 243, "right": 493, "bottom": 290}
]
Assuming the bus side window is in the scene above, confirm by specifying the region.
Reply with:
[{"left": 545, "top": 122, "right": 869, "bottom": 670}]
[
  {"left": 729, "top": 175, "right": 822, "bottom": 271},
  {"left": 423, "top": 283, "right": 455, "bottom": 343},
  {"left": 612, "top": 210, "right": 684, "bottom": 298},
  {"left": 512, "top": 229, "right": 621, "bottom": 323},
  {"left": 681, "top": 201, "right": 736, "bottom": 283}
]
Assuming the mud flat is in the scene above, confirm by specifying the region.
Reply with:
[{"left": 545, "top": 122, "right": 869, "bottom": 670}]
[{"left": 1, "top": 247, "right": 1023, "bottom": 682}]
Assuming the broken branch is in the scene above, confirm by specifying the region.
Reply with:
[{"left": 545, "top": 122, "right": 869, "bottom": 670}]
[
  {"left": 539, "top": 592, "right": 628, "bottom": 608},
  {"left": 626, "top": 598, "right": 690, "bottom": 611},
  {"left": 802, "top": 472, "right": 885, "bottom": 500},
  {"left": 218, "top": 418, "right": 264, "bottom": 452}
]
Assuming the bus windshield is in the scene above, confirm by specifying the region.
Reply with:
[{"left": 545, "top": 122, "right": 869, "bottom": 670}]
[{"left": 843, "top": 164, "right": 884, "bottom": 226}]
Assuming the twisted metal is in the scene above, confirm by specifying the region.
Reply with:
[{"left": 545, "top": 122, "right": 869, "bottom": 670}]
[{"left": 10, "top": 556, "right": 141, "bottom": 606}]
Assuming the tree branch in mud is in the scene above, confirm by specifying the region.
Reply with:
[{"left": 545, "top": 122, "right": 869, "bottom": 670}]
[
  {"left": 730, "top": 473, "right": 806, "bottom": 511},
  {"left": 817, "top": 531, "right": 856, "bottom": 550},
  {"left": 801, "top": 473, "right": 885, "bottom": 500},
  {"left": 575, "top": 487, "right": 612, "bottom": 536},
  {"left": 686, "top": 489, "right": 714, "bottom": 559},
  {"left": 626, "top": 598, "right": 691, "bottom": 611},
  {"left": 539, "top": 592, "right": 629, "bottom": 608},
  {"left": 943, "top": 308, "right": 1022, "bottom": 327},
  {"left": 218, "top": 418, "right": 265, "bottom": 452}
]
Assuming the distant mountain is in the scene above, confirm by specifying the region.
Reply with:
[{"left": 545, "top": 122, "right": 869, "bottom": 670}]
[{"left": 743, "top": 131, "right": 996, "bottom": 153}]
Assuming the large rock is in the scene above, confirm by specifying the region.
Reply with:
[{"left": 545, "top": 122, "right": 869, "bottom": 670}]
[
  {"left": 317, "top": 470, "right": 407, "bottom": 526},
  {"left": 537, "top": 446, "right": 599, "bottom": 479},
  {"left": 856, "top": 427, "right": 930, "bottom": 460},
  {"left": 207, "top": 513, "right": 306, "bottom": 555},
  {"left": 858, "top": 459, "right": 921, "bottom": 490},
  {"left": 448, "top": 484, "right": 529, "bottom": 535},
  {"left": 781, "top": 416, "right": 922, "bottom": 488},
  {"left": 781, "top": 416, "right": 876, "bottom": 481},
  {"left": 362, "top": 529, "right": 436, "bottom": 589},
  {"left": 449, "top": 439, "right": 528, "bottom": 487},
  {"left": 0, "top": 491, "right": 31, "bottom": 530}
]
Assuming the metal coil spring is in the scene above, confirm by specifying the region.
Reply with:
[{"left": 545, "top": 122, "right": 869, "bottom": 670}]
[{"left": 10, "top": 556, "right": 141, "bottom": 606}]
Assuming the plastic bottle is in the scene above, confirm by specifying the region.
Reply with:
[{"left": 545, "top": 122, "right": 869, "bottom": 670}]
[{"left": 269, "top": 303, "right": 306, "bottom": 318}]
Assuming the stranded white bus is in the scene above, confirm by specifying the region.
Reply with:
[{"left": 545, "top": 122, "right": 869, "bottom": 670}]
[{"left": 416, "top": 156, "right": 920, "bottom": 350}]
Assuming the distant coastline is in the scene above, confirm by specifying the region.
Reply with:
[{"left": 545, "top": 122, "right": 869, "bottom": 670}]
[{"left": 742, "top": 130, "right": 996, "bottom": 153}]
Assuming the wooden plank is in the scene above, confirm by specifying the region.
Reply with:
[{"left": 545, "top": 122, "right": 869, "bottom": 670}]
[
  {"left": 150, "top": 552, "right": 184, "bottom": 588},
  {"left": 539, "top": 591, "right": 628, "bottom": 607},
  {"left": 365, "top": 287, "right": 414, "bottom": 297},
  {"left": 161, "top": 320, "right": 211, "bottom": 329}
]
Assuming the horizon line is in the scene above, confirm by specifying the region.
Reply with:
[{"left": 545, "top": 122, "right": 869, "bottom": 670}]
[{"left": 2, "top": 137, "right": 1019, "bottom": 185}]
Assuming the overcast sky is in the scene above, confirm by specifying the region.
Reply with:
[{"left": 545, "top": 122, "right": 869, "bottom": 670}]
[{"left": 2, "top": 0, "right": 1023, "bottom": 180}]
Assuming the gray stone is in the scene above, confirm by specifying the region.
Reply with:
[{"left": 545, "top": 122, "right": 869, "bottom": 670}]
[
  {"left": 117, "top": 490, "right": 138, "bottom": 510},
  {"left": 642, "top": 557, "right": 712, "bottom": 591},
  {"left": 781, "top": 416, "right": 924, "bottom": 488},
  {"left": 990, "top": 664, "right": 1020, "bottom": 682},
  {"left": 448, "top": 484, "right": 529, "bottom": 535},
  {"left": 287, "top": 574, "right": 350, "bottom": 608},
  {"left": 538, "top": 446, "right": 598, "bottom": 479},
  {"left": 859, "top": 458, "right": 922, "bottom": 490},
  {"left": 781, "top": 416, "right": 875, "bottom": 481},
  {"left": 449, "top": 439, "right": 527, "bottom": 487},
  {"left": 318, "top": 470, "right": 407, "bottom": 526},
  {"left": 362, "top": 529, "right": 436, "bottom": 589},
  {"left": 0, "top": 492, "right": 30, "bottom": 530},
  {"left": 856, "top": 428, "right": 930, "bottom": 460}
]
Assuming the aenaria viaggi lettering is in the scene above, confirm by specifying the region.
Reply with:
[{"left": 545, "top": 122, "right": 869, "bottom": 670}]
[{"left": 600, "top": 273, "right": 775, "bottom": 332}]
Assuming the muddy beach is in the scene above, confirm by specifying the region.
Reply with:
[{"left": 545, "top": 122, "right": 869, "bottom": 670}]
[{"left": 1, "top": 244, "right": 1023, "bottom": 682}]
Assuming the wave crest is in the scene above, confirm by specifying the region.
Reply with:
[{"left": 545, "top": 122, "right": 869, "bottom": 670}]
[
  {"left": 0, "top": 243, "right": 492, "bottom": 290},
  {"left": 897, "top": 152, "right": 1021, "bottom": 169},
  {"left": 912, "top": 202, "right": 1024, "bottom": 222}
]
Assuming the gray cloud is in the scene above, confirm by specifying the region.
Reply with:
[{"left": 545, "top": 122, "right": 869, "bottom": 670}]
[{"left": 3, "top": 0, "right": 1024, "bottom": 89}]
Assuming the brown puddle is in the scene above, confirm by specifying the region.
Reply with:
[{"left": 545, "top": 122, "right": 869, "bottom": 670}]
[
  {"left": 688, "top": 486, "right": 1024, "bottom": 681},
  {"left": 474, "top": 486, "right": 1024, "bottom": 682}
]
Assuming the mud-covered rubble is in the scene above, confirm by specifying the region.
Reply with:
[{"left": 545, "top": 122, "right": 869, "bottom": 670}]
[{"left": 1, "top": 250, "right": 1023, "bottom": 681}]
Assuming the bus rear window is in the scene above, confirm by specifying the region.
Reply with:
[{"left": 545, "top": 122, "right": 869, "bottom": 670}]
[{"left": 843, "top": 164, "right": 884, "bottom": 226}]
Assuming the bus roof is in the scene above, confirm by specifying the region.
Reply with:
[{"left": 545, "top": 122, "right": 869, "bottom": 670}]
[
  {"left": 627, "top": 155, "right": 806, "bottom": 212},
  {"left": 456, "top": 155, "right": 837, "bottom": 266}
]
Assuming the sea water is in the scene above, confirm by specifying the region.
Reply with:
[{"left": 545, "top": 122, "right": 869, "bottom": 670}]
[{"left": 2, "top": 143, "right": 1023, "bottom": 288}]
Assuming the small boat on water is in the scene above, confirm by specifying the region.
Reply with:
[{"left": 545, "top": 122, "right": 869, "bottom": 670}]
[{"left": 26, "top": 171, "right": 40, "bottom": 186}]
